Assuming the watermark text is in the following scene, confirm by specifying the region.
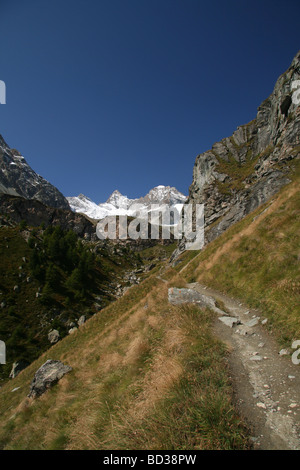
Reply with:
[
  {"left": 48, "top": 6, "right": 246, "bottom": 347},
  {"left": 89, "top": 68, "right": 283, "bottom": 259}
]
[{"left": 96, "top": 204, "right": 204, "bottom": 250}]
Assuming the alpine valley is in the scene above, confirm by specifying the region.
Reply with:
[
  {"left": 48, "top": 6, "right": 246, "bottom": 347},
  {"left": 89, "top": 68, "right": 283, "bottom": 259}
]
[{"left": 0, "top": 51, "right": 299, "bottom": 451}]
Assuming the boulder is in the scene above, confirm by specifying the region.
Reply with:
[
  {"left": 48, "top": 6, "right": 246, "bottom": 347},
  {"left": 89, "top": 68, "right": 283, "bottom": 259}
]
[
  {"left": 28, "top": 359, "right": 72, "bottom": 398},
  {"left": 77, "top": 315, "right": 86, "bottom": 327},
  {"left": 168, "top": 287, "right": 215, "bottom": 309},
  {"left": 168, "top": 287, "right": 226, "bottom": 316},
  {"left": 48, "top": 329, "right": 60, "bottom": 344},
  {"left": 68, "top": 327, "right": 78, "bottom": 334},
  {"left": 219, "top": 316, "right": 240, "bottom": 328}
]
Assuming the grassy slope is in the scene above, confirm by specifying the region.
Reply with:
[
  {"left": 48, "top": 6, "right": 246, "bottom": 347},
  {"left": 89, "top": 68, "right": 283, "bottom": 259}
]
[
  {"left": 178, "top": 164, "right": 300, "bottom": 345},
  {"left": 0, "top": 272, "right": 249, "bottom": 450},
  {"left": 1, "top": 166, "right": 298, "bottom": 449},
  {"left": 0, "top": 225, "right": 142, "bottom": 382}
]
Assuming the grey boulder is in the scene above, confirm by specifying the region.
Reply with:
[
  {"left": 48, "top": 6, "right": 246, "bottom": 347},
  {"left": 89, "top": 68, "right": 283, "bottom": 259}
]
[
  {"left": 28, "top": 359, "right": 72, "bottom": 398},
  {"left": 219, "top": 316, "right": 240, "bottom": 328},
  {"left": 77, "top": 315, "right": 86, "bottom": 327},
  {"left": 168, "top": 287, "right": 215, "bottom": 309},
  {"left": 48, "top": 329, "right": 60, "bottom": 344}
]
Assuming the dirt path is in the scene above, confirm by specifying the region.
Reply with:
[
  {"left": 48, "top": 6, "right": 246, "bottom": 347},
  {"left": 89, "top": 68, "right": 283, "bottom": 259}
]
[{"left": 171, "top": 282, "right": 300, "bottom": 450}]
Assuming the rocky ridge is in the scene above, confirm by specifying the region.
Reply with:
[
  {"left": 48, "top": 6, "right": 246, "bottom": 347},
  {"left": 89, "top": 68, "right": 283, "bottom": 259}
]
[
  {"left": 172, "top": 51, "right": 300, "bottom": 259},
  {"left": 0, "top": 194, "right": 96, "bottom": 239},
  {"left": 0, "top": 135, "right": 70, "bottom": 210}
]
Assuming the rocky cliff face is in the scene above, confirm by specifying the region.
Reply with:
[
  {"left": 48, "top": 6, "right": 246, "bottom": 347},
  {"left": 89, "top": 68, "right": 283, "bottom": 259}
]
[
  {"left": 0, "top": 135, "right": 70, "bottom": 210},
  {"left": 0, "top": 194, "right": 95, "bottom": 239},
  {"left": 181, "top": 51, "right": 300, "bottom": 252}
]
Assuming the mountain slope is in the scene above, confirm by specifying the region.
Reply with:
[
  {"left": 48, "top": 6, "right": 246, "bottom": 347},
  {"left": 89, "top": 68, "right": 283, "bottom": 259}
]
[
  {"left": 177, "top": 162, "right": 300, "bottom": 345},
  {"left": 0, "top": 135, "right": 70, "bottom": 210},
  {"left": 0, "top": 273, "right": 249, "bottom": 450},
  {"left": 0, "top": 194, "right": 96, "bottom": 240},
  {"left": 174, "top": 51, "right": 300, "bottom": 255},
  {"left": 0, "top": 166, "right": 298, "bottom": 450},
  {"left": 64, "top": 194, "right": 112, "bottom": 221},
  {"left": 0, "top": 222, "right": 144, "bottom": 382},
  {"left": 0, "top": 53, "right": 299, "bottom": 451},
  {"left": 0, "top": 161, "right": 298, "bottom": 450}
]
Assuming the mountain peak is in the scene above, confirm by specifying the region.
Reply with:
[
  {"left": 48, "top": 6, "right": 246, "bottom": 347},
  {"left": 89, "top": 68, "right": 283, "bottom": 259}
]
[
  {"left": 77, "top": 193, "right": 93, "bottom": 202},
  {"left": 106, "top": 190, "right": 132, "bottom": 209},
  {"left": 107, "top": 189, "right": 123, "bottom": 197},
  {"left": 68, "top": 185, "right": 187, "bottom": 220}
]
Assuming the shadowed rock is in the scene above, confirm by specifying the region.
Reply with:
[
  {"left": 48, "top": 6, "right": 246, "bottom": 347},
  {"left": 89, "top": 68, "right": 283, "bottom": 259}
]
[
  {"left": 28, "top": 359, "right": 72, "bottom": 398},
  {"left": 48, "top": 329, "right": 60, "bottom": 344}
]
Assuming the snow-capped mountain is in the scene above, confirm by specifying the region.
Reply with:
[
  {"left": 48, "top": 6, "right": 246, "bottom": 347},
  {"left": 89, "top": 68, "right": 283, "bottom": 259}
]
[
  {"left": 0, "top": 133, "right": 187, "bottom": 222},
  {"left": 67, "top": 186, "right": 187, "bottom": 220},
  {"left": 0, "top": 134, "right": 70, "bottom": 210},
  {"left": 106, "top": 190, "right": 137, "bottom": 210},
  {"left": 137, "top": 185, "right": 187, "bottom": 206}
]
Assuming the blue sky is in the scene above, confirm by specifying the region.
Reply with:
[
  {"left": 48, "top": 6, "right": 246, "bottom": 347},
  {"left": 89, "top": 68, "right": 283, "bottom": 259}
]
[{"left": 0, "top": 0, "right": 299, "bottom": 202}]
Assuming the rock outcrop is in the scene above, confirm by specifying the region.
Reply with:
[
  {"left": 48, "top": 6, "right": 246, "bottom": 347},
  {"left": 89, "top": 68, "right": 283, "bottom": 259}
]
[
  {"left": 0, "top": 135, "right": 70, "bottom": 210},
  {"left": 0, "top": 193, "right": 96, "bottom": 239},
  {"left": 28, "top": 360, "right": 72, "bottom": 398},
  {"left": 77, "top": 315, "right": 86, "bottom": 327},
  {"left": 172, "top": 51, "right": 300, "bottom": 259},
  {"left": 48, "top": 329, "right": 60, "bottom": 344},
  {"left": 191, "top": 51, "right": 300, "bottom": 239},
  {"left": 168, "top": 287, "right": 226, "bottom": 316}
]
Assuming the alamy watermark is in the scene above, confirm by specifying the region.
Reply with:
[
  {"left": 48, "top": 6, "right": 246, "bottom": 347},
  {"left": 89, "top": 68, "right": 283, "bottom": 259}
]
[
  {"left": 0, "top": 80, "right": 6, "bottom": 104},
  {"left": 96, "top": 203, "right": 204, "bottom": 250},
  {"left": 0, "top": 340, "right": 6, "bottom": 364}
]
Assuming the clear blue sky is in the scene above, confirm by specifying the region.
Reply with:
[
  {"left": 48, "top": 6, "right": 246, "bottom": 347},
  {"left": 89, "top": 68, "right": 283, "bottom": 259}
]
[{"left": 0, "top": 0, "right": 299, "bottom": 202}]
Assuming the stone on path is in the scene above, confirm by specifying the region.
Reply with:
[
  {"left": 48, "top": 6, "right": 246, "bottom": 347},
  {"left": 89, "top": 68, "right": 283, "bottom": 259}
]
[
  {"left": 219, "top": 316, "right": 240, "bottom": 328},
  {"left": 168, "top": 287, "right": 226, "bottom": 316}
]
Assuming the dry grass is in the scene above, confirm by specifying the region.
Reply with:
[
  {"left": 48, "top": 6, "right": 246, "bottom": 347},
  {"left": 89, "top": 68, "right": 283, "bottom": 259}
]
[
  {"left": 178, "top": 176, "right": 300, "bottom": 345},
  {"left": 0, "top": 273, "right": 249, "bottom": 450},
  {"left": 1, "top": 172, "right": 298, "bottom": 449}
]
